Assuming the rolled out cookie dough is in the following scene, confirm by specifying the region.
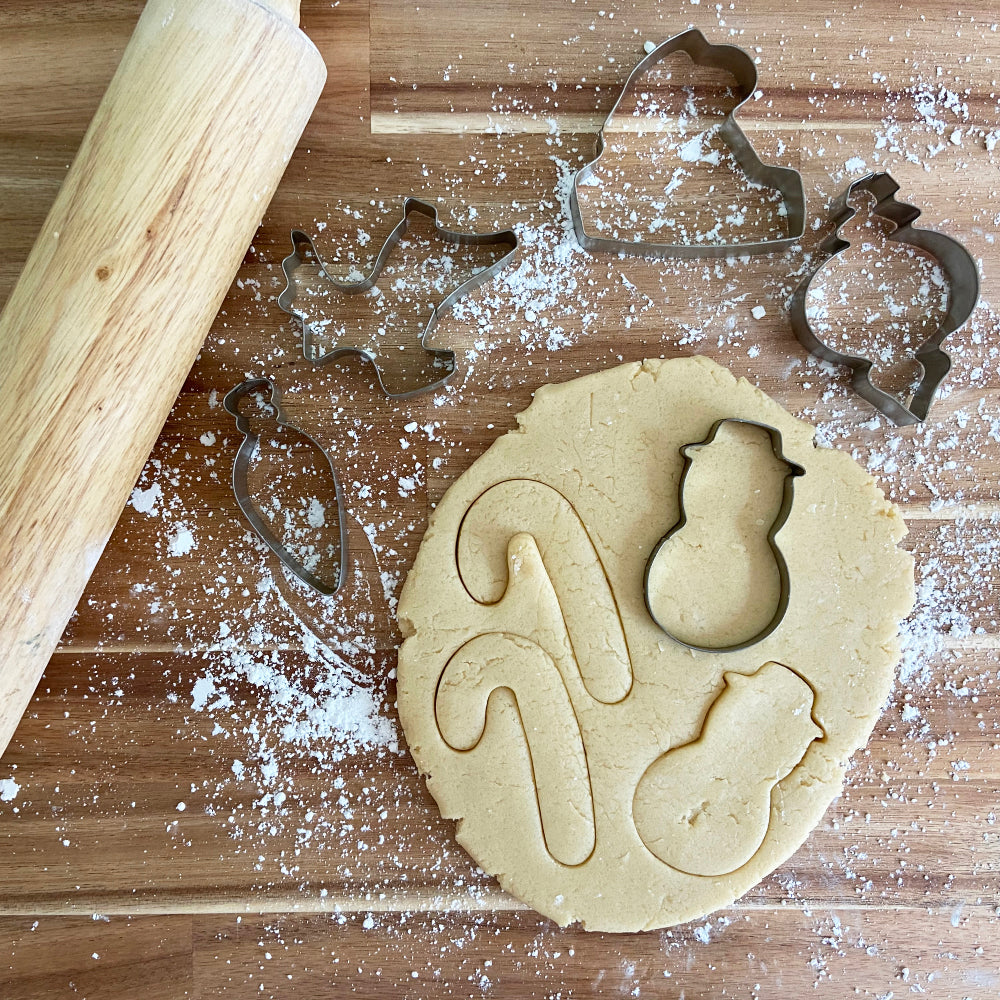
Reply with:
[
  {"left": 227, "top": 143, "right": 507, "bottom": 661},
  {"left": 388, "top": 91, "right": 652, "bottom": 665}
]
[{"left": 396, "top": 357, "right": 915, "bottom": 932}]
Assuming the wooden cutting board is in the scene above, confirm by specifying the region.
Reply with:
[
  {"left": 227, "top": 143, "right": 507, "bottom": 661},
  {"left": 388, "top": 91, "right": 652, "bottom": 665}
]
[{"left": 2, "top": 1, "right": 998, "bottom": 996}]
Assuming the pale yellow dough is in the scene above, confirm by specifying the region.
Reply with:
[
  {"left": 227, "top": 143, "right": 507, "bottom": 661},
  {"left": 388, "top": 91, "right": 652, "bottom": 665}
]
[{"left": 396, "top": 357, "right": 915, "bottom": 932}]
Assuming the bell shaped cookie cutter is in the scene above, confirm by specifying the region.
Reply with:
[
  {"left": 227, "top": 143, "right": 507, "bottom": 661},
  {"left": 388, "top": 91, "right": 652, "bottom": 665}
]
[
  {"left": 643, "top": 418, "right": 804, "bottom": 652},
  {"left": 569, "top": 28, "right": 806, "bottom": 259},
  {"left": 224, "top": 377, "right": 348, "bottom": 597},
  {"left": 277, "top": 198, "right": 519, "bottom": 399},
  {"left": 789, "top": 172, "right": 980, "bottom": 426}
]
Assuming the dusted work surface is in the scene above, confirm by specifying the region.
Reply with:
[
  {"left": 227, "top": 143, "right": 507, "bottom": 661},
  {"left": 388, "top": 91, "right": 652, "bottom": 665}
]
[{"left": 1, "top": 0, "right": 999, "bottom": 996}]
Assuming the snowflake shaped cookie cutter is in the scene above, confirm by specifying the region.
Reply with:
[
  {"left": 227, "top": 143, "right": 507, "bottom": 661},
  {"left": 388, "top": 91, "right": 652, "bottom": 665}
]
[
  {"left": 789, "top": 172, "right": 980, "bottom": 426},
  {"left": 568, "top": 27, "right": 806, "bottom": 259},
  {"left": 277, "top": 198, "right": 518, "bottom": 399}
]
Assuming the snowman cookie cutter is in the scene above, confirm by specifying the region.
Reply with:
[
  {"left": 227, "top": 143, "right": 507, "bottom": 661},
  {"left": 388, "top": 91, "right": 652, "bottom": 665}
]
[
  {"left": 643, "top": 418, "right": 804, "bottom": 652},
  {"left": 789, "top": 172, "right": 980, "bottom": 426},
  {"left": 277, "top": 198, "right": 519, "bottom": 399},
  {"left": 568, "top": 28, "right": 806, "bottom": 259},
  {"left": 223, "top": 377, "right": 348, "bottom": 596}
]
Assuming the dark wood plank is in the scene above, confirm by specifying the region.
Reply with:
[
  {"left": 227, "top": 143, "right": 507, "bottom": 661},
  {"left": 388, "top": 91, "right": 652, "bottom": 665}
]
[
  {"left": 5, "top": 907, "right": 997, "bottom": 999},
  {"left": 1, "top": 916, "right": 192, "bottom": 1000}
]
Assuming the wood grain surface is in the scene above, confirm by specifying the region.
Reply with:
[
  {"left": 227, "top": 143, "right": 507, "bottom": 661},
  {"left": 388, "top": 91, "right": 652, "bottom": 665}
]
[{"left": 2, "top": 1, "right": 999, "bottom": 996}]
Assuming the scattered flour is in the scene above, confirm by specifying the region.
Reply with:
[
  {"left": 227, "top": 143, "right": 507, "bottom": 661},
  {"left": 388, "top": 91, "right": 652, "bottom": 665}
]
[
  {"left": 166, "top": 522, "right": 196, "bottom": 557},
  {"left": 129, "top": 481, "right": 163, "bottom": 516}
]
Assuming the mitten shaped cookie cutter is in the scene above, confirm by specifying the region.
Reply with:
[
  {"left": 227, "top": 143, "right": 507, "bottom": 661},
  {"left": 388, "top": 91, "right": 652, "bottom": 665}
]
[
  {"left": 569, "top": 28, "right": 806, "bottom": 259},
  {"left": 789, "top": 172, "right": 980, "bottom": 426},
  {"left": 277, "top": 198, "right": 519, "bottom": 398},
  {"left": 224, "top": 377, "right": 348, "bottom": 596},
  {"left": 644, "top": 418, "right": 804, "bottom": 652}
]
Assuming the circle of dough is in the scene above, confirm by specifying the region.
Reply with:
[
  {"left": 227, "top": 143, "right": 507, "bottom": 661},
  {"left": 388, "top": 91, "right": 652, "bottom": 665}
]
[{"left": 396, "top": 357, "right": 914, "bottom": 932}]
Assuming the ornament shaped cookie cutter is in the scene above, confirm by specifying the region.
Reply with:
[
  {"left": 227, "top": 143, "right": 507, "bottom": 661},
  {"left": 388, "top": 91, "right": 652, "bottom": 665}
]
[
  {"left": 224, "top": 377, "right": 348, "bottom": 597},
  {"left": 789, "top": 172, "right": 980, "bottom": 427},
  {"left": 569, "top": 28, "right": 806, "bottom": 259},
  {"left": 644, "top": 418, "right": 804, "bottom": 652},
  {"left": 277, "top": 197, "right": 519, "bottom": 399}
]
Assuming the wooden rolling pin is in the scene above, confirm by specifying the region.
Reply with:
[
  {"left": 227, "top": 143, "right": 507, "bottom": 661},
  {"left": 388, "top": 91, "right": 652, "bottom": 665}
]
[{"left": 0, "top": 0, "right": 327, "bottom": 755}]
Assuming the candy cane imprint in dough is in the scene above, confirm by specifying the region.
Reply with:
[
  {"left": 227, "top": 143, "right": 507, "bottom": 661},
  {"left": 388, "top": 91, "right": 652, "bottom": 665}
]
[
  {"left": 435, "top": 631, "right": 596, "bottom": 867},
  {"left": 455, "top": 480, "right": 634, "bottom": 705},
  {"left": 434, "top": 479, "right": 635, "bottom": 866}
]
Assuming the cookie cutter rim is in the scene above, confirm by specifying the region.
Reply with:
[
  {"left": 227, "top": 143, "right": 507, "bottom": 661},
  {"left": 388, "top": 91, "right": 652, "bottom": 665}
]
[
  {"left": 569, "top": 27, "right": 806, "bottom": 260},
  {"left": 277, "top": 197, "right": 519, "bottom": 399},
  {"left": 223, "top": 377, "right": 348, "bottom": 597},
  {"left": 789, "top": 171, "right": 981, "bottom": 427},
  {"left": 643, "top": 417, "right": 805, "bottom": 653}
]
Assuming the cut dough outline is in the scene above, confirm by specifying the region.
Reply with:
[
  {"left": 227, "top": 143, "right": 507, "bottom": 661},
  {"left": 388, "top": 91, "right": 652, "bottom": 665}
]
[
  {"left": 434, "top": 630, "right": 598, "bottom": 868},
  {"left": 631, "top": 660, "right": 827, "bottom": 877},
  {"left": 396, "top": 356, "right": 916, "bottom": 932},
  {"left": 445, "top": 472, "right": 827, "bottom": 876},
  {"left": 455, "top": 477, "right": 635, "bottom": 705}
]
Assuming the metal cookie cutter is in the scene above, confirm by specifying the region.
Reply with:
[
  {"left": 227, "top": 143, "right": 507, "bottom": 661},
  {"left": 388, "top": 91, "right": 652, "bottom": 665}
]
[
  {"left": 569, "top": 28, "right": 806, "bottom": 259},
  {"left": 223, "top": 378, "right": 348, "bottom": 597},
  {"left": 643, "top": 418, "right": 804, "bottom": 652},
  {"left": 277, "top": 197, "right": 519, "bottom": 398},
  {"left": 789, "top": 171, "right": 980, "bottom": 426}
]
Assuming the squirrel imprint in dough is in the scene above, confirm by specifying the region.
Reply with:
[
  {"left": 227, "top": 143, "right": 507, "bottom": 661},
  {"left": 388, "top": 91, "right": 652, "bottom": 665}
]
[
  {"left": 632, "top": 661, "right": 822, "bottom": 876},
  {"left": 645, "top": 420, "right": 802, "bottom": 650}
]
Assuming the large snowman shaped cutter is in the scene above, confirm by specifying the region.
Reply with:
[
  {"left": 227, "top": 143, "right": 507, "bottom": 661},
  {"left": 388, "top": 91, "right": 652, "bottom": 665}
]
[{"left": 644, "top": 417, "right": 804, "bottom": 653}]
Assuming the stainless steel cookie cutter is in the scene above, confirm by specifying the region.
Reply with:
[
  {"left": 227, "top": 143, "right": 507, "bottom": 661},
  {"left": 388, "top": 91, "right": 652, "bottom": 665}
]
[
  {"left": 569, "top": 28, "right": 806, "bottom": 259},
  {"left": 789, "top": 171, "right": 980, "bottom": 426},
  {"left": 643, "top": 418, "right": 804, "bottom": 652},
  {"left": 223, "top": 377, "right": 348, "bottom": 597},
  {"left": 277, "top": 198, "right": 519, "bottom": 398}
]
